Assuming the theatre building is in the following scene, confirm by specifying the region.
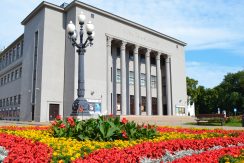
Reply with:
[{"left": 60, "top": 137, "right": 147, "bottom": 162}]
[{"left": 0, "top": 1, "right": 187, "bottom": 122}]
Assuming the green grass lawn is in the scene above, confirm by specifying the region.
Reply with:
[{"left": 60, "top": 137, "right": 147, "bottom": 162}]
[
  {"left": 185, "top": 116, "right": 242, "bottom": 127},
  {"left": 225, "top": 121, "right": 242, "bottom": 127},
  {"left": 185, "top": 121, "right": 242, "bottom": 127}
]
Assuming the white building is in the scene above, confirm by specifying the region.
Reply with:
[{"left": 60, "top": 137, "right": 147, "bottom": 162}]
[{"left": 0, "top": 1, "right": 187, "bottom": 122}]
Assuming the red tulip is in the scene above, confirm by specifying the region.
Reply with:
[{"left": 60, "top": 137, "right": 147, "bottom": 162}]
[
  {"left": 67, "top": 117, "right": 75, "bottom": 127},
  {"left": 122, "top": 131, "right": 128, "bottom": 139},
  {"left": 56, "top": 115, "right": 62, "bottom": 120},
  {"left": 59, "top": 123, "right": 66, "bottom": 128},
  {"left": 51, "top": 121, "right": 57, "bottom": 126},
  {"left": 121, "top": 118, "right": 128, "bottom": 124}
]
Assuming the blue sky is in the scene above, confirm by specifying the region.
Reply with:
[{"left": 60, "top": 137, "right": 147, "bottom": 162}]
[{"left": 0, "top": 0, "right": 243, "bottom": 88}]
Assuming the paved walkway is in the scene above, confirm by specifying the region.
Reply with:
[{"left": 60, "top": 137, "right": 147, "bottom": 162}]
[
  {"left": 0, "top": 116, "right": 243, "bottom": 130},
  {"left": 122, "top": 115, "right": 244, "bottom": 130},
  {"left": 0, "top": 120, "right": 49, "bottom": 126}
]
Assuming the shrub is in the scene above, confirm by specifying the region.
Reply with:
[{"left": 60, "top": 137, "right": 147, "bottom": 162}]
[
  {"left": 226, "top": 116, "right": 242, "bottom": 123},
  {"left": 51, "top": 115, "right": 158, "bottom": 141}
]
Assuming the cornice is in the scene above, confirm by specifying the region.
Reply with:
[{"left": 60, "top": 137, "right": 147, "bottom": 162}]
[{"left": 21, "top": 1, "right": 64, "bottom": 25}]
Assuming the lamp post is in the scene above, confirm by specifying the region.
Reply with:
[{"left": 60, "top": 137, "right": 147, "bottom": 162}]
[{"left": 66, "top": 11, "right": 95, "bottom": 117}]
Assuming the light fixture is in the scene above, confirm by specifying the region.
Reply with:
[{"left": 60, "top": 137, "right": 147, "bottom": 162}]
[
  {"left": 78, "top": 11, "right": 86, "bottom": 24},
  {"left": 86, "top": 21, "right": 94, "bottom": 34},
  {"left": 71, "top": 30, "right": 77, "bottom": 40},
  {"left": 67, "top": 11, "right": 95, "bottom": 117},
  {"left": 67, "top": 21, "right": 76, "bottom": 35}
]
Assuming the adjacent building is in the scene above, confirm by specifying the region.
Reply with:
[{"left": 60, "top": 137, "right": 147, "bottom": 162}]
[{"left": 0, "top": 1, "right": 187, "bottom": 122}]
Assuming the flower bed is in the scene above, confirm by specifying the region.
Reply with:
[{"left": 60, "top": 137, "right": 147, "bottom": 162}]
[
  {"left": 0, "top": 133, "right": 52, "bottom": 162},
  {"left": 0, "top": 116, "right": 243, "bottom": 162}
]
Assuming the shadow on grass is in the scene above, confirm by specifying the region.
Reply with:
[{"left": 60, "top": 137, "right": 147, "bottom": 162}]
[{"left": 184, "top": 122, "right": 242, "bottom": 127}]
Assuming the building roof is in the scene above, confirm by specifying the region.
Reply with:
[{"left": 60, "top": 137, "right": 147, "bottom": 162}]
[
  {"left": 21, "top": 0, "right": 187, "bottom": 46},
  {"left": 0, "top": 34, "right": 24, "bottom": 57}
]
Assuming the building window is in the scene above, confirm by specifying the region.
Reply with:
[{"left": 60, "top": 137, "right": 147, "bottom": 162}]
[
  {"left": 6, "top": 98, "right": 9, "bottom": 106},
  {"left": 18, "top": 95, "right": 21, "bottom": 105},
  {"left": 0, "top": 78, "right": 3, "bottom": 85},
  {"left": 10, "top": 97, "right": 13, "bottom": 106},
  {"left": 19, "top": 67, "right": 22, "bottom": 78},
  {"left": 140, "top": 54, "right": 145, "bottom": 63},
  {"left": 129, "top": 52, "right": 134, "bottom": 61},
  {"left": 4, "top": 76, "right": 6, "bottom": 84},
  {"left": 2, "top": 55, "right": 5, "bottom": 68},
  {"left": 0, "top": 100, "right": 2, "bottom": 107},
  {"left": 32, "top": 31, "right": 38, "bottom": 104},
  {"left": 129, "top": 71, "right": 134, "bottom": 85},
  {"left": 116, "top": 69, "right": 121, "bottom": 83},
  {"left": 7, "top": 74, "right": 10, "bottom": 82},
  {"left": 9, "top": 52, "right": 12, "bottom": 64},
  {"left": 151, "top": 75, "right": 157, "bottom": 88},
  {"left": 91, "top": 13, "right": 95, "bottom": 18},
  {"left": 5, "top": 53, "right": 8, "bottom": 66},
  {"left": 20, "top": 41, "right": 24, "bottom": 57},
  {"left": 11, "top": 71, "right": 14, "bottom": 81},
  {"left": 15, "top": 69, "right": 19, "bottom": 79},
  {"left": 17, "top": 44, "right": 20, "bottom": 59},
  {"left": 14, "top": 96, "right": 17, "bottom": 105},
  {"left": 140, "top": 73, "right": 146, "bottom": 86},
  {"left": 13, "top": 47, "right": 16, "bottom": 62},
  {"left": 151, "top": 57, "right": 156, "bottom": 65},
  {"left": 3, "top": 99, "right": 5, "bottom": 107},
  {"left": 116, "top": 47, "right": 120, "bottom": 57}
]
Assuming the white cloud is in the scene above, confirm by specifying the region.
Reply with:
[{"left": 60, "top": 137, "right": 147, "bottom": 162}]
[
  {"left": 85, "top": 0, "right": 244, "bottom": 51},
  {"left": 1, "top": 0, "right": 244, "bottom": 53},
  {"left": 186, "top": 61, "right": 243, "bottom": 88}
]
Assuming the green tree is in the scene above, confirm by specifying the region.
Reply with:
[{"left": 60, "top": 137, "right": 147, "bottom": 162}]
[
  {"left": 187, "top": 70, "right": 244, "bottom": 115},
  {"left": 215, "top": 70, "right": 244, "bottom": 115},
  {"left": 186, "top": 77, "right": 199, "bottom": 105}
]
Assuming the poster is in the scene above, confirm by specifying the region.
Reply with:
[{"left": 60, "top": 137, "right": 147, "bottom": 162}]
[{"left": 87, "top": 99, "right": 102, "bottom": 114}]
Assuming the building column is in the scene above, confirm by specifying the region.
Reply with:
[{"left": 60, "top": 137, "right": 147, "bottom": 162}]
[
  {"left": 165, "top": 55, "right": 172, "bottom": 115},
  {"left": 120, "top": 41, "right": 127, "bottom": 115},
  {"left": 106, "top": 36, "right": 113, "bottom": 115},
  {"left": 145, "top": 49, "right": 152, "bottom": 115},
  {"left": 133, "top": 45, "right": 140, "bottom": 115},
  {"left": 156, "top": 53, "right": 163, "bottom": 115}
]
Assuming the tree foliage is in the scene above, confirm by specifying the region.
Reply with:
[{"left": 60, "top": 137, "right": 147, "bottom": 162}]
[
  {"left": 186, "top": 77, "right": 198, "bottom": 105},
  {"left": 187, "top": 70, "right": 244, "bottom": 115}
]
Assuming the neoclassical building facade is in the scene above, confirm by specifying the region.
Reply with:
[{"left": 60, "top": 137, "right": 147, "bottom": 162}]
[{"left": 0, "top": 1, "right": 187, "bottom": 122}]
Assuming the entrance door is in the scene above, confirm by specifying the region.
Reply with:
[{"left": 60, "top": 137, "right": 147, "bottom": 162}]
[
  {"left": 32, "top": 105, "right": 35, "bottom": 121},
  {"left": 130, "top": 95, "right": 135, "bottom": 115},
  {"left": 49, "top": 104, "right": 59, "bottom": 121}
]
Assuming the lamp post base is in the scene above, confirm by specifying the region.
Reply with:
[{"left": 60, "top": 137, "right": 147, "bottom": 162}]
[{"left": 71, "top": 97, "right": 91, "bottom": 117}]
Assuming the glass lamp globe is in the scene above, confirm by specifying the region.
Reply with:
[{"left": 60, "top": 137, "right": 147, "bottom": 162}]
[
  {"left": 67, "top": 21, "right": 76, "bottom": 35},
  {"left": 78, "top": 11, "right": 86, "bottom": 24},
  {"left": 86, "top": 21, "right": 95, "bottom": 34}
]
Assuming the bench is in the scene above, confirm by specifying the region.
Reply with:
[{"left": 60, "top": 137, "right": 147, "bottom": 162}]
[{"left": 196, "top": 114, "right": 225, "bottom": 126}]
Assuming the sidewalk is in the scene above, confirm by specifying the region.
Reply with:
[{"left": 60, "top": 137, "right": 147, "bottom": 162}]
[
  {"left": 0, "top": 116, "right": 243, "bottom": 130},
  {"left": 0, "top": 120, "right": 49, "bottom": 126},
  {"left": 122, "top": 115, "right": 244, "bottom": 130}
]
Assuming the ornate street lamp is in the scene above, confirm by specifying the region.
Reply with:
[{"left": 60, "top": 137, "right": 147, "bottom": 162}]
[{"left": 66, "top": 11, "right": 95, "bottom": 117}]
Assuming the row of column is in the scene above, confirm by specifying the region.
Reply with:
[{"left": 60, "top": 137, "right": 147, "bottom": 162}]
[{"left": 106, "top": 36, "right": 172, "bottom": 116}]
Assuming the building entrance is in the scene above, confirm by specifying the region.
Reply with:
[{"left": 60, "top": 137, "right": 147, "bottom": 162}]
[{"left": 49, "top": 104, "right": 59, "bottom": 121}]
